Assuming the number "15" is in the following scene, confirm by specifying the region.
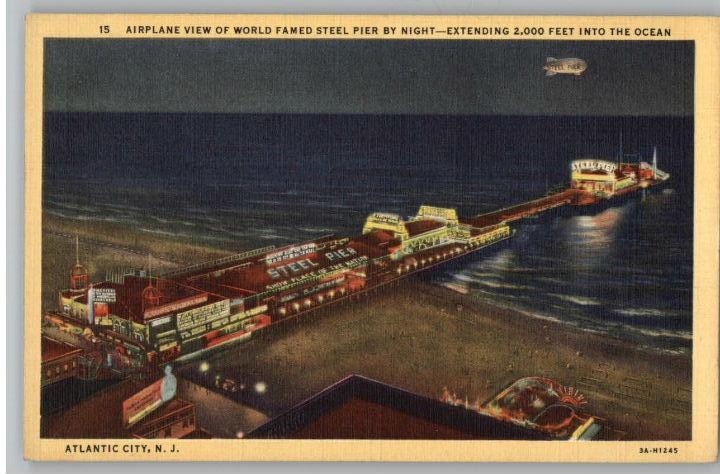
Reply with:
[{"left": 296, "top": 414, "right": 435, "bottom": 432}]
[{"left": 99, "top": 25, "right": 110, "bottom": 34}]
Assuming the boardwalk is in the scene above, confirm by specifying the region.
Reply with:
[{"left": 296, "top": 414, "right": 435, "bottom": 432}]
[{"left": 463, "top": 189, "right": 580, "bottom": 228}]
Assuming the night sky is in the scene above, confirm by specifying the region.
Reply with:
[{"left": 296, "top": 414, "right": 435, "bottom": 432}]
[{"left": 44, "top": 39, "right": 693, "bottom": 116}]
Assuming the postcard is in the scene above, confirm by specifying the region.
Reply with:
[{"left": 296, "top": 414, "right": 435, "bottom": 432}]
[{"left": 24, "top": 14, "right": 719, "bottom": 462}]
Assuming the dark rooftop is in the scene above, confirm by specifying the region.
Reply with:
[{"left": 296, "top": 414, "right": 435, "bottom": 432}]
[
  {"left": 247, "top": 374, "right": 551, "bottom": 440},
  {"left": 41, "top": 337, "right": 83, "bottom": 363},
  {"left": 41, "top": 378, "right": 193, "bottom": 438},
  {"left": 404, "top": 219, "right": 445, "bottom": 238}
]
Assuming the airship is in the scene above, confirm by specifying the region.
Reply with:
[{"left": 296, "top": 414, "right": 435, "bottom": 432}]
[{"left": 543, "top": 57, "right": 587, "bottom": 76}]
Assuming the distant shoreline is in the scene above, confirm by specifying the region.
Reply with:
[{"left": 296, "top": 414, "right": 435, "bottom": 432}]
[{"left": 436, "top": 280, "right": 691, "bottom": 357}]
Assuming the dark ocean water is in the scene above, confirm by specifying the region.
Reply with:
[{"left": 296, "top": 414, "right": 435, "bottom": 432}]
[{"left": 43, "top": 113, "right": 693, "bottom": 354}]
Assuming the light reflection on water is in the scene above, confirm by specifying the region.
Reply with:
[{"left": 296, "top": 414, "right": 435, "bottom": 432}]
[
  {"left": 557, "top": 206, "right": 627, "bottom": 270},
  {"left": 437, "top": 196, "right": 691, "bottom": 354}
]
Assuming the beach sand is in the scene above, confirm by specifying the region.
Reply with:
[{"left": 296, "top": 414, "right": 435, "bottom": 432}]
[
  {"left": 201, "top": 280, "right": 691, "bottom": 441},
  {"left": 40, "top": 215, "right": 692, "bottom": 441}
]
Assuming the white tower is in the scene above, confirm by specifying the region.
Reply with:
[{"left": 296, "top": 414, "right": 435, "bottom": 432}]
[
  {"left": 652, "top": 146, "right": 658, "bottom": 176},
  {"left": 87, "top": 284, "right": 95, "bottom": 325}
]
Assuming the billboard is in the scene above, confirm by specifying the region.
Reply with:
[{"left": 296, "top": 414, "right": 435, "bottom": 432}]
[
  {"left": 122, "top": 366, "right": 177, "bottom": 427},
  {"left": 122, "top": 378, "right": 163, "bottom": 427},
  {"left": 266, "top": 258, "right": 320, "bottom": 280},
  {"left": 366, "top": 212, "right": 401, "bottom": 226},
  {"left": 265, "top": 243, "right": 316, "bottom": 265},
  {"left": 323, "top": 246, "right": 358, "bottom": 262},
  {"left": 265, "top": 256, "right": 368, "bottom": 292},
  {"left": 416, "top": 206, "right": 459, "bottom": 224},
  {"left": 176, "top": 299, "right": 230, "bottom": 332},
  {"left": 229, "top": 304, "right": 268, "bottom": 322},
  {"left": 143, "top": 293, "right": 208, "bottom": 320},
  {"left": 570, "top": 159, "right": 618, "bottom": 173},
  {"left": 93, "top": 288, "right": 117, "bottom": 303},
  {"left": 362, "top": 213, "right": 408, "bottom": 238}
]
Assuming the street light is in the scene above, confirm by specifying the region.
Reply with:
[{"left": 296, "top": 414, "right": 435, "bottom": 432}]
[{"left": 254, "top": 381, "right": 267, "bottom": 394}]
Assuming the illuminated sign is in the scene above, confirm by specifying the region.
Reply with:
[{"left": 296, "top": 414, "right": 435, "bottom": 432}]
[
  {"left": 151, "top": 329, "right": 176, "bottom": 349},
  {"left": 301, "top": 277, "right": 345, "bottom": 296},
  {"left": 571, "top": 160, "right": 617, "bottom": 173},
  {"left": 363, "top": 213, "right": 408, "bottom": 238},
  {"left": 158, "top": 341, "right": 178, "bottom": 352},
  {"left": 176, "top": 299, "right": 230, "bottom": 331},
  {"left": 367, "top": 212, "right": 401, "bottom": 225},
  {"left": 143, "top": 293, "right": 208, "bottom": 320},
  {"left": 265, "top": 243, "right": 316, "bottom": 265},
  {"left": 416, "top": 206, "right": 459, "bottom": 224},
  {"left": 324, "top": 246, "right": 357, "bottom": 262},
  {"left": 267, "top": 258, "right": 319, "bottom": 279},
  {"left": 151, "top": 315, "right": 172, "bottom": 327},
  {"left": 243, "top": 304, "right": 267, "bottom": 317},
  {"left": 279, "top": 293, "right": 299, "bottom": 303},
  {"left": 265, "top": 256, "right": 368, "bottom": 292},
  {"left": 180, "top": 323, "right": 214, "bottom": 340},
  {"left": 226, "top": 305, "right": 266, "bottom": 325},
  {"left": 93, "top": 288, "right": 116, "bottom": 303},
  {"left": 122, "top": 366, "right": 177, "bottom": 427}
]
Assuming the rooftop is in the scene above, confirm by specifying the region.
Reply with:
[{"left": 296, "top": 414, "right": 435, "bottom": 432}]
[
  {"left": 404, "top": 219, "right": 445, "bottom": 237},
  {"left": 41, "top": 378, "right": 193, "bottom": 438},
  {"left": 347, "top": 230, "right": 402, "bottom": 258},
  {"left": 41, "top": 337, "right": 83, "bottom": 364},
  {"left": 216, "top": 244, "right": 366, "bottom": 293},
  {"left": 247, "top": 374, "right": 551, "bottom": 440}
]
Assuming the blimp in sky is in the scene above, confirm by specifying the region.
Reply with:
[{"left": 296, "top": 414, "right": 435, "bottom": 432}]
[{"left": 543, "top": 57, "right": 587, "bottom": 76}]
